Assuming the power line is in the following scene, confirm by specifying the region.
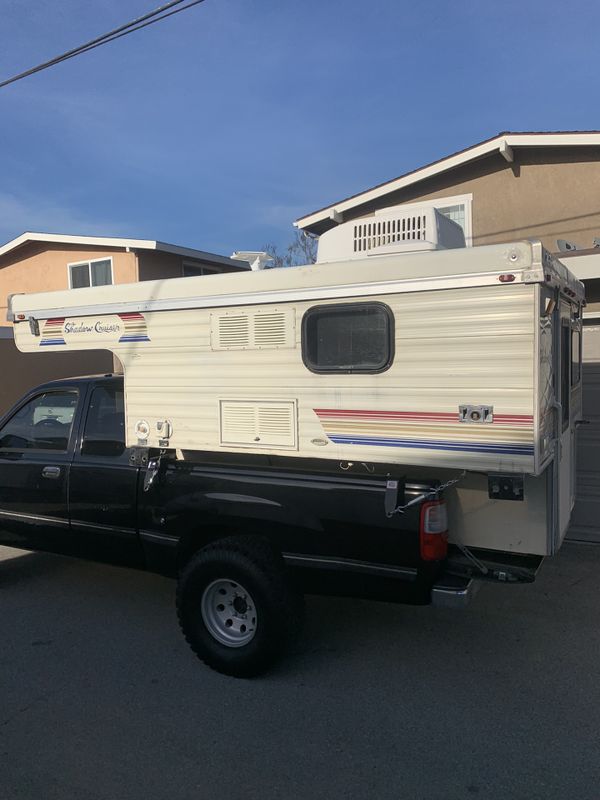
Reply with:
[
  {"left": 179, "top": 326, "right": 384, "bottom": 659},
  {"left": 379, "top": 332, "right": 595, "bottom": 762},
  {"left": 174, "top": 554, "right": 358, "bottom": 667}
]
[{"left": 0, "top": 0, "right": 207, "bottom": 90}]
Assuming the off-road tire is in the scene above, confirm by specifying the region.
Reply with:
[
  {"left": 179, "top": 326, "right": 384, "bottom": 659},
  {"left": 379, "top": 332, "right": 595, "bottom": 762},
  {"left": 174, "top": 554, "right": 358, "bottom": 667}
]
[{"left": 176, "top": 535, "right": 303, "bottom": 678}]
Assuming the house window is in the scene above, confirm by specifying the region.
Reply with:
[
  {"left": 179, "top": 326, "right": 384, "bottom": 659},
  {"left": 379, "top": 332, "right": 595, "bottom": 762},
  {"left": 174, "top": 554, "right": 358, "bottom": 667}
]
[
  {"left": 68, "top": 258, "right": 113, "bottom": 289},
  {"left": 437, "top": 204, "right": 466, "bottom": 232},
  {"left": 302, "top": 302, "right": 394, "bottom": 374},
  {"left": 182, "top": 262, "right": 220, "bottom": 277},
  {"left": 375, "top": 194, "right": 473, "bottom": 246}
]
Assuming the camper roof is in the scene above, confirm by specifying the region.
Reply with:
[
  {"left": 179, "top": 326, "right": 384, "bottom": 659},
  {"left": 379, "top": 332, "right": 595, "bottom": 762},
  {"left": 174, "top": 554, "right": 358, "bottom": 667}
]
[{"left": 9, "top": 240, "right": 584, "bottom": 322}]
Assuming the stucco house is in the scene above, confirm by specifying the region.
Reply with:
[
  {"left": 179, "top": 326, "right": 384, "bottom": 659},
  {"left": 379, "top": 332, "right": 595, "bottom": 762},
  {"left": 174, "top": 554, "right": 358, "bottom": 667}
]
[
  {"left": 296, "top": 131, "right": 600, "bottom": 543},
  {"left": 0, "top": 232, "right": 249, "bottom": 412}
]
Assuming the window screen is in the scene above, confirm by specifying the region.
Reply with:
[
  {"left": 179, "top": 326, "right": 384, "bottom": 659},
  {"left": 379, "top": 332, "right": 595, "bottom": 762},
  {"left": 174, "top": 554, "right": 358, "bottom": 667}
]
[
  {"left": 302, "top": 303, "right": 393, "bottom": 373},
  {"left": 91, "top": 259, "right": 112, "bottom": 286},
  {"left": 70, "top": 263, "right": 90, "bottom": 288}
]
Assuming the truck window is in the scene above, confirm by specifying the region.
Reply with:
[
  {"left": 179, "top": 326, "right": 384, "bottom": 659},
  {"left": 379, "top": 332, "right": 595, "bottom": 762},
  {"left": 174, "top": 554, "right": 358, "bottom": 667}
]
[
  {"left": 0, "top": 390, "right": 78, "bottom": 451},
  {"left": 81, "top": 385, "right": 125, "bottom": 456},
  {"left": 302, "top": 302, "right": 394, "bottom": 374}
]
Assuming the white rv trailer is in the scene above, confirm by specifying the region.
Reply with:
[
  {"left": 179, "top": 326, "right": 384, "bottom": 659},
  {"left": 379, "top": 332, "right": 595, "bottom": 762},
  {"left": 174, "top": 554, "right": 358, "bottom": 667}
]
[{"left": 8, "top": 237, "right": 584, "bottom": 558}]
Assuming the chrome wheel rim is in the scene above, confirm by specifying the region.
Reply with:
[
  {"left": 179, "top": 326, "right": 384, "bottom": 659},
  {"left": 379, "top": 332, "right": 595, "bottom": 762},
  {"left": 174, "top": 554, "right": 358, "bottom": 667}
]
[{"left": 201, "top": 579, "right": 257, "bottom": 647}]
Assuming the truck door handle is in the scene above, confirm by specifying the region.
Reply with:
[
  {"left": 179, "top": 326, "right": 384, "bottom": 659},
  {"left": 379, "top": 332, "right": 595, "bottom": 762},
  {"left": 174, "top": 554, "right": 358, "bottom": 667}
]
[{"left": 42, "top": 466, "right": 61, "bottom": 479}]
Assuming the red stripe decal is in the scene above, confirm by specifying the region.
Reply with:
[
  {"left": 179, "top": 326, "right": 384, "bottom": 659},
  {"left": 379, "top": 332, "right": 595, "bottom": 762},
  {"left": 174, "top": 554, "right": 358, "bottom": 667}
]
[{"left": 313, "top": 409, "right": 533, "bottom": 423}]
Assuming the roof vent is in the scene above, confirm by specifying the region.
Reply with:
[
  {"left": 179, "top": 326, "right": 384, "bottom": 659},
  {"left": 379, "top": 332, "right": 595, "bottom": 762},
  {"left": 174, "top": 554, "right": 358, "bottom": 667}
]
[
  {"left": 230, "top": 251, "right": 274, "bottom": 270},
  {"left": 316, "top": 206, "right": 465, "bottom": 263}
]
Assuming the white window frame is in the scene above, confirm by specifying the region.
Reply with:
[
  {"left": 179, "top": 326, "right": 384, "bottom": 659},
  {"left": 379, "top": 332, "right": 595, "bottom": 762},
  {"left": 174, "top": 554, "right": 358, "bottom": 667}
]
[
  {"left": 374, "top": 193, "right": 473, "bottom": 246},
  {"left": 67, "top": 257, "right": 114, "bottom": 289}
]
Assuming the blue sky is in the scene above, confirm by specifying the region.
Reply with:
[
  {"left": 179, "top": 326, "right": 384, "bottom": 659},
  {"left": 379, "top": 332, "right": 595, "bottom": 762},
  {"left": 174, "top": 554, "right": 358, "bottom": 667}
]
[{"left": 1, "top": 0, "right": 599, "bottom": 255}]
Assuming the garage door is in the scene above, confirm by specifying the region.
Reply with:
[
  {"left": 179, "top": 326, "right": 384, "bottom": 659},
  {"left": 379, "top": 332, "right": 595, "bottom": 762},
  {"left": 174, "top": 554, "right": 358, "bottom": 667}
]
[{"left": 568, "top": 321, "right": 600, "bottom": 543}]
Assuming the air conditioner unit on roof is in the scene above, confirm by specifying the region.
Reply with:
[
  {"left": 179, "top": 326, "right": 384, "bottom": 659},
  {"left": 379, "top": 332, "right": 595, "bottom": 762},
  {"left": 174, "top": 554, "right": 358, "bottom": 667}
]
[{"left": 316, "top": 206, "right": 465, "bottom": 263}]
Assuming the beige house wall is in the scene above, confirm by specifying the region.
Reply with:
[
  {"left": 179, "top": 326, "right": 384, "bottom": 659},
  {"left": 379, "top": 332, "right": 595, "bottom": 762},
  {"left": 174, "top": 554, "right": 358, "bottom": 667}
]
[
  {"left": 0, "top": 242, "right": 138, "bottom": 321},
  {"left": 344, "top": 147, "right": 600, "bottom": 253}
]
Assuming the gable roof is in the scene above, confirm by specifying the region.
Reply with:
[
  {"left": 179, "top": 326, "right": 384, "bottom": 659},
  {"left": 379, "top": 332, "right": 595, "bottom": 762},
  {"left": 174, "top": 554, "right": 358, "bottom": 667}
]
[
  {"left": 0, "top": 232, "right": 249, "bottom": 269},
  {"left": 295, "top": 131, "right": 600, "bottom": 233}
]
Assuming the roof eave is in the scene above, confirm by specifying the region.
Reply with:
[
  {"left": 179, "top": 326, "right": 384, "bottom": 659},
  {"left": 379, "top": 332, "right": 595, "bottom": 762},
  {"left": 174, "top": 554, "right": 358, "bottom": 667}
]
[
  {"left": 295, "top": 131, "right": 600, "bottom": 233},
  {"left": 0, "top": 232, "right": 248, "bottom": 269}
]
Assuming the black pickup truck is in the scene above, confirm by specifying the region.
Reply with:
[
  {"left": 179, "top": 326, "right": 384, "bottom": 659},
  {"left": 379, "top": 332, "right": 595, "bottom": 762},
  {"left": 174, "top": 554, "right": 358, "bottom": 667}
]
[{"left": 0, "top": 374, "right": 477, "bottom": 676}]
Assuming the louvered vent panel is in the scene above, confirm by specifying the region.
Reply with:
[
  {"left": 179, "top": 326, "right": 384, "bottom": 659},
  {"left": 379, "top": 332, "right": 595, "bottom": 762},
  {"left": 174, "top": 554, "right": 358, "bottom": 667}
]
[
  {"left": 220, "top": 400, "right": 297, "bottom": 449},
  {"left": 353, "top": 214, "right": 427, "bottom": 253},
  {"left": 215, "top": 314, "right": 250, "bottom": 348},
  {"left": 211, "top": 309, "right": 294, "bottom": 350},
  {"left": 254, "top": 312, "right": 287, "bottom": 346}
]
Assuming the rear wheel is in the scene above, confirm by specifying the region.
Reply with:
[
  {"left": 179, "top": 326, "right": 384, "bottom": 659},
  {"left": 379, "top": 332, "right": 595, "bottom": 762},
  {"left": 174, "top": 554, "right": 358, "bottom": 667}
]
[{"left": 176, "top": 536, "right": 303, "bottom": 678}]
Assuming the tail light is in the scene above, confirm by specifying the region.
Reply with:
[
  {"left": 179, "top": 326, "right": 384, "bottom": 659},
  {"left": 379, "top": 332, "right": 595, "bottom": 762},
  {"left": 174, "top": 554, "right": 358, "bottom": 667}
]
[{"left": 419, "top": 500, "right": 448, "bottom": 561}]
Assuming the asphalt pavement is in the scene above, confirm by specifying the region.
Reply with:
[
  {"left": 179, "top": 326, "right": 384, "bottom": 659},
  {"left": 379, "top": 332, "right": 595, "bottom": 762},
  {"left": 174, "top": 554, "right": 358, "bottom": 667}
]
[{"left": 1, "top": 541, "right": 599, "bottom": 800}]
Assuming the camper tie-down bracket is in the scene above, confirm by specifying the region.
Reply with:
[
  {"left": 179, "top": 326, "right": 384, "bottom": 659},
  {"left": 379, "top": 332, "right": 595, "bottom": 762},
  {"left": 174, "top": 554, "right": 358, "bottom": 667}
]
[
  {"left": 129, "top": 448, "right": 171, "bottom": 492},
  {"left": 384, "top": 471, "right": 466, "bottom": 518}
]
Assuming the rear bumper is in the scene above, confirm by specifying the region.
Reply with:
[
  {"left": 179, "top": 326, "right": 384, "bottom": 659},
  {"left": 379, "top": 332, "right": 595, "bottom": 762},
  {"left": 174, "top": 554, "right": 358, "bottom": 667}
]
[{"left": 431, "top": 574, "right": 480, "bottom": 609}]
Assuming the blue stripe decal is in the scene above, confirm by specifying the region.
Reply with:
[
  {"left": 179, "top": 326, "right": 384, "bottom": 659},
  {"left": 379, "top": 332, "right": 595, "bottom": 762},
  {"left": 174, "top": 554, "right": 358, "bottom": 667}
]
[
  {"left": 118, "top": 335, "right": 150, "bottom": 342},
  {"left": 40, "top": 339, "right": 66, "bottom": 346},
  {"left": 328, "top": 434, "right": 534, "bottom": 456}
]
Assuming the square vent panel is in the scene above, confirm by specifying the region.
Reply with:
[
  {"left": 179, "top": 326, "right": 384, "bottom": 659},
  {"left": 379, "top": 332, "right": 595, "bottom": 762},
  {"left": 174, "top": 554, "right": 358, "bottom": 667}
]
[
  {"left": 220, "top": 400, "right": 298, "bottom": 449},
  {"left": 211, "top": 308, "right": 295, "bottom": 350}
]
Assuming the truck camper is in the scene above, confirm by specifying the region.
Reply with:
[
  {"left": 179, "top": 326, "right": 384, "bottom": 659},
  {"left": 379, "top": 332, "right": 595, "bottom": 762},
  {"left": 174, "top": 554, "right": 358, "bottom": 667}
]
[{"left": 4, "top": 209, "right": 584, "bottom": 675}]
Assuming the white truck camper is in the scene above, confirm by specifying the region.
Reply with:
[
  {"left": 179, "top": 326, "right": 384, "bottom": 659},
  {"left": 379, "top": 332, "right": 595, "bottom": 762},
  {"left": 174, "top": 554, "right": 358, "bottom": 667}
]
[{"left": 9, "top": 224, "right": 584, "bottom": 561}]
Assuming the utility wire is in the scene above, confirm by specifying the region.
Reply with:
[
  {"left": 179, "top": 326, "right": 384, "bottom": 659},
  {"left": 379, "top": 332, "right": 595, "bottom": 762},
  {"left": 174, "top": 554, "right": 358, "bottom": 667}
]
[{"left": 0, "top": 0, "right": 207, "bottom": 90}]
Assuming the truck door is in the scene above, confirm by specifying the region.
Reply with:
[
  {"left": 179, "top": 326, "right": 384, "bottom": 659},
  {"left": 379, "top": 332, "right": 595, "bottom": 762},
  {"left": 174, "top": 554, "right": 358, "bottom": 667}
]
[
  {"left": 69, "top": 381, "right": 143, "bottom": 567},
  {"left": 0, "top": 388, "right": 78, "bottom": 553}
]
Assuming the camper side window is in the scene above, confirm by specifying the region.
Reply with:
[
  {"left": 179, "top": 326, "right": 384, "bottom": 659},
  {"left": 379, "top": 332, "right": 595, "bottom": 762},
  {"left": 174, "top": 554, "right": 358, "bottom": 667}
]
[
  {"left": 302, "top": 302, "right": 393, "bottom": 374},
  {"left": 561, "top": 323, "right": 571, "bottom": 430},
  {"left": 571, "top": 328, "right": 581, "bottom": 386}
]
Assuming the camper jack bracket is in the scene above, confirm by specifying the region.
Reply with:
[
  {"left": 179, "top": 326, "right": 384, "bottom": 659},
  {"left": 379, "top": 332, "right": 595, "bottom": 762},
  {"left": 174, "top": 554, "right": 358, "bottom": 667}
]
[
  {"left": 446, "top": 546, "right": 542, "bottom": 584},
  {"left": 488, "top": 474, "right": 524, "bottom": 501},
  {"left": 129, "top": 447, "right": 150, "bottom": 468}
]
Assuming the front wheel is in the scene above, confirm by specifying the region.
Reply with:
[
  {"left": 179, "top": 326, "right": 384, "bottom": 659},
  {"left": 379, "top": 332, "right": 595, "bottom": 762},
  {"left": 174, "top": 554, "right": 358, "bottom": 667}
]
[{"left": 176, "top": 536, "right": 303, "bottom": 678}]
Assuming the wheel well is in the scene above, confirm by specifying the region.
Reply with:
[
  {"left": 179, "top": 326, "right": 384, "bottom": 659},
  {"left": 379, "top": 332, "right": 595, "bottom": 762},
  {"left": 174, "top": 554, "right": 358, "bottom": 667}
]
[{"left": 176, "top": 524, "right": 280, "bottom": 573}]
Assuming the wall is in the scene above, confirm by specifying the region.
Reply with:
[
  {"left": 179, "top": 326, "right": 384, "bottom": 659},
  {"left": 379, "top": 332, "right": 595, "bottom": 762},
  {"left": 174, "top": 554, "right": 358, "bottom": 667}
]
[
  {"left": 0, "top": 333, "right": 113, "bottom": 415},
  {"left": 137, "top": 251, "right": 245, "bottom": 282},
  {"left": 338, "top": 147, "right": 600, "bottom": 253},
  {"left": 0, "top": 242, "right": 138, "bottom": 320},
  {"left": 137, "top": 250, "right": 184, "bottom": 282}
]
